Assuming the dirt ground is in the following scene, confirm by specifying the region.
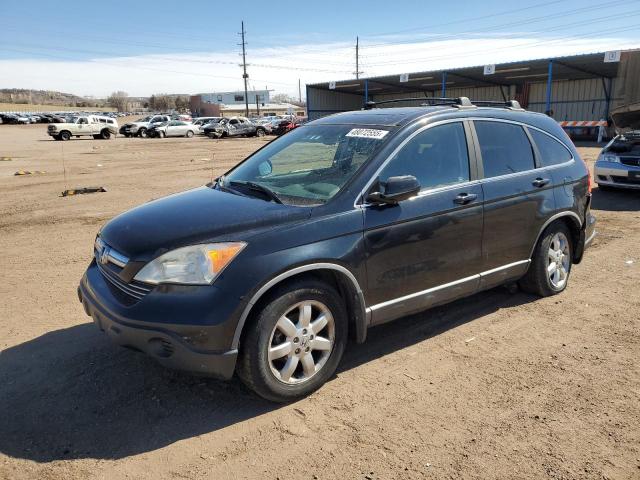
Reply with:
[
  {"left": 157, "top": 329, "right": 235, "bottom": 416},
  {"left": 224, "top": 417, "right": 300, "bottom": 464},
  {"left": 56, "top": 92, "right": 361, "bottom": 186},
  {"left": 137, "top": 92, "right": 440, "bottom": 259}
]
[{"left": 0, "top": 122, "right": 638, "bottom": 480}]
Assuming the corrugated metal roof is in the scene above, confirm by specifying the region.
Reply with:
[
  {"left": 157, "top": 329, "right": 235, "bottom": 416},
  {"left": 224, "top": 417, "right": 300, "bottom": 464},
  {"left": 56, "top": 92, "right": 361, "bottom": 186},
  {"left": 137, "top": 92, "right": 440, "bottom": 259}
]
[{"left": 308, "top": 50, "right": 636, "bottom": 96}]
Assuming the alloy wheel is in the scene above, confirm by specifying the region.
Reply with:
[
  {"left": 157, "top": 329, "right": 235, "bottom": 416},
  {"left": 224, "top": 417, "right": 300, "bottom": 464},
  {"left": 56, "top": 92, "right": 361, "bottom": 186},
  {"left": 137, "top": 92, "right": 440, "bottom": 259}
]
[
  {"left": 267, "top": 300, "right": 335, "bottom": 385},
  {"left": 547, "top": 232, "right": 570, "bottom": 289}
]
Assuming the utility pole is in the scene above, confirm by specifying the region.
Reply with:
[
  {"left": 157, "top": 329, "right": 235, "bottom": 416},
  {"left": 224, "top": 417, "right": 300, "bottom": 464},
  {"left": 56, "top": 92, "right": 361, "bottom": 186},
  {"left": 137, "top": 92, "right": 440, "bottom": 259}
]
[
  {"left": 355, "top": 36, "right": 360, "bottom": 79},
  {"left": 298, "top": 78, "right": 302, "bottom": 103},
  {"left": 239, "top": 21, "right": 249, "bottom": 117}
]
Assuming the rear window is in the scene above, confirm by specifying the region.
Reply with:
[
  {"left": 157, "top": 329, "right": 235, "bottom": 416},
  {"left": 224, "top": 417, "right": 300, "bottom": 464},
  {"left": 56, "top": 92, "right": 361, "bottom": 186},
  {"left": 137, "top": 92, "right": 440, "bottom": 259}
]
[
  {"left": 475, "top": 121, "right": 535, "bottom": 178},
  {"left": 530, "top": 129, "right": 572, "bottom": 166}
]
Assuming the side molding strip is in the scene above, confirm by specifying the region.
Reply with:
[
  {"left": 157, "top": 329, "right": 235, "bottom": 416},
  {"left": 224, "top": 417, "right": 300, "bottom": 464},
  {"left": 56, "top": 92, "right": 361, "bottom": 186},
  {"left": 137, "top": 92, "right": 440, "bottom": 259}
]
[
  {"left": 366, "top": 259, "right": 530, "bottom": 313},
  {"left": 231, "top": 263, "right": 366, "bottom": 349}
]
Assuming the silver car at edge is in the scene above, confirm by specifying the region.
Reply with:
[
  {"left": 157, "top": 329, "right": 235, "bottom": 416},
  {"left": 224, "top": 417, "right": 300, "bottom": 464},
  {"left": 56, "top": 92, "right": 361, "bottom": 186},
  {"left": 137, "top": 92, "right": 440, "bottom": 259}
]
[
  {"left": 153, "top": 120, "right": 198, "bottom": 138},
  {"left": 595, "top": 103, "right": 640, "bottom": 190}
]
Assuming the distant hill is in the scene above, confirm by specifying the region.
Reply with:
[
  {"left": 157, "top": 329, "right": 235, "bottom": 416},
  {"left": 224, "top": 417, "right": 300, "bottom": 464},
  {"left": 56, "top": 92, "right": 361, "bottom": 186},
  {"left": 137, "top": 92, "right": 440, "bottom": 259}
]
[{"left": 0, "top": 89, "right": 106, "bottom": 107}]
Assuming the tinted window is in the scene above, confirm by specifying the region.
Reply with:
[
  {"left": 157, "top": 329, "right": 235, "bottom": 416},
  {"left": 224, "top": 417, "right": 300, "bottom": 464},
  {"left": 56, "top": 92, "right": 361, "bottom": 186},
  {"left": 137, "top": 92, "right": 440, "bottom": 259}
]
[
  {"left": 475, "top": 121, "right": 535, "bottom": 178},
  {"left": 379, "top": 122, "right": 470, "bottom": 190},
  {"left": 530, "top": 129, "right": 572, "bottom": 166}
]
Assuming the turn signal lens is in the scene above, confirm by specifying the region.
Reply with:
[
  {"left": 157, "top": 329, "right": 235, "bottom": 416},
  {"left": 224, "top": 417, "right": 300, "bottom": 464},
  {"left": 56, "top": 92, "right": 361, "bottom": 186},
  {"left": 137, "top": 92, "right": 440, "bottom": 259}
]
[{"left": 207, "top": 244, "right": 245, "bottom": 272}]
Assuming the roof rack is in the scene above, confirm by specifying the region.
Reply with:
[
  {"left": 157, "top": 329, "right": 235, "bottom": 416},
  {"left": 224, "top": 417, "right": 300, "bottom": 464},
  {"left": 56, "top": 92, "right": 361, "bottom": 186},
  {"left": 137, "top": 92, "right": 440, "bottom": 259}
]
[
  {"left": 363, "top": 97, "right": 523, "bottom": 111},
  {"left": 472, "top": 100, "right": 524, "bottom": 110}
]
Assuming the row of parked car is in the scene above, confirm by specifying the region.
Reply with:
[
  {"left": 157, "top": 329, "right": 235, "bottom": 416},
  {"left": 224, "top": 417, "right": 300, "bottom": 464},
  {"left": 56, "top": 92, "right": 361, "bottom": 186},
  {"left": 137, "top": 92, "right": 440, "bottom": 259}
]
[
  {"left": 39, "top": 111, "right": 307, "bottom": 141},
  {"left": 0, "top": 110, "right": 138, "bottom": 125},
  {"left": 119, "top": 114, "right": 306, "bottom": 139}
]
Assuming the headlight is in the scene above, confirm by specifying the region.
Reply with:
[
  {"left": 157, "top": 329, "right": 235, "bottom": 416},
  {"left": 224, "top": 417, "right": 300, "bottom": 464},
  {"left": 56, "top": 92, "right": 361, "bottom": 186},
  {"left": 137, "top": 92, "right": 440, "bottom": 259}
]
[
  {"left": 598, "top": 154, "right": 619, "bottom": 163},
  {"left": 134, "top": 242, "right": 246, "bottom": 285}
]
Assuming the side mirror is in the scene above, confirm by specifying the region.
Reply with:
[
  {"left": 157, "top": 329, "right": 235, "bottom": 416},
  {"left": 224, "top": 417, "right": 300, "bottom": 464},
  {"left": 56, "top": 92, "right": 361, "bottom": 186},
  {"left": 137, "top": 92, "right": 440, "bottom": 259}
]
[{"left": 367, "top": 175, "right": 421, "bottom": 204}]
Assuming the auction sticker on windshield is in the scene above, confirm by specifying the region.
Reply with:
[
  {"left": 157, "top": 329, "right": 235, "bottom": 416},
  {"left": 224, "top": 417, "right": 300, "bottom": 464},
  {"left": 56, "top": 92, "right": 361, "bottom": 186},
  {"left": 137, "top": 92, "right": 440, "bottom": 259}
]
[{"left": 345, "top": 128, "right": 389, "bottom": 139}]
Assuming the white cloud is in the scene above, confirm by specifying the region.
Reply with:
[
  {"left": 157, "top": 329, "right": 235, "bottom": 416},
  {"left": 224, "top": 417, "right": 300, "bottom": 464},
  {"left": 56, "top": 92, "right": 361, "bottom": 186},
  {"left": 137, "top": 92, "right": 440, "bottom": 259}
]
[{"left": 0, "top": 35, "right": 637, "bottom": 98}]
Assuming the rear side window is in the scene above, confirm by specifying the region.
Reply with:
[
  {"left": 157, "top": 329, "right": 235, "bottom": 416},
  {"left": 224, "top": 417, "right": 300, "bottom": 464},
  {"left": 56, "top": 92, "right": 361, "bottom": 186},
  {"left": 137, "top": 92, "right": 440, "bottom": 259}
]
[
  {"left": 530, "top": 129, "right": 572, "bottom": 166},
  {"left": 475, "top": 121, "right": 535, "bottom": 178},
  {"left": 379, "top": 122, "right": 470, "bottom": 190}
]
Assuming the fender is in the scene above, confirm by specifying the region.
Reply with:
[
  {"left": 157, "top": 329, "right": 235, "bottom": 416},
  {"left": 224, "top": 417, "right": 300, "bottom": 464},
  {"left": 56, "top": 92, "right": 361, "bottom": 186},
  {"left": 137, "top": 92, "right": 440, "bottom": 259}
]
[
  {"left": 528, "top": 210, "right": 582, "bottom": 259},
  {"left": 231, "top": 262, "right": 368, "bottom": 349}
]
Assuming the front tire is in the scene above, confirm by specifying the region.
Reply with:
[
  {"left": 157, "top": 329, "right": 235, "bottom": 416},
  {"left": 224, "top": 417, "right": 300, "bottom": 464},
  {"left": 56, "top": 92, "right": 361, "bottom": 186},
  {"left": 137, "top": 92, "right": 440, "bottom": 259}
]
[
  {"left": 237, "top": 279, "right": 347, "bottom": 402},
  {"left": 138, "top": 128, "right": 147, "bottom": 138},
  {"left": 59, "top": 131, "right": 71, "bottom": 141},
  {"left": 519, "top": 223, "right": 573, "bottom": 297},
  {"left": 256, "top": 128, "right": 265, "bottom": 137}
]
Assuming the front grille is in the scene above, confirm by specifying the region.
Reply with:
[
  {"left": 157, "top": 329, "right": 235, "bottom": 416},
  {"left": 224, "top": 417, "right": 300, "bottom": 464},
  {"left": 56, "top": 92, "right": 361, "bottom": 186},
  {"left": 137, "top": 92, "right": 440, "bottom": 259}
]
[
  {"left": 97, "top": 262, "right": 152, "bottom": 301},
  {"left": 611, "top": 175, "right": 640, "bottom": 185},
  {"left": 620, "top": 157, "right": 640, "bottom": 167}
]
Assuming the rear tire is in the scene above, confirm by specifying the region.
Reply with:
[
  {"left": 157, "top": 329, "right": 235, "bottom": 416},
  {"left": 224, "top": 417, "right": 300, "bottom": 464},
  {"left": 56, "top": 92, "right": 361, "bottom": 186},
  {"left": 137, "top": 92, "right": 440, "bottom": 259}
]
[
  {"left": 519, "top": 222, "right": 573, "bottom": 297},
  {"left": 237, "top": 278, "right": 347, "bottom": 402},
  {"left": 100, "top": 129, "right": 111, "bottom": 140}
]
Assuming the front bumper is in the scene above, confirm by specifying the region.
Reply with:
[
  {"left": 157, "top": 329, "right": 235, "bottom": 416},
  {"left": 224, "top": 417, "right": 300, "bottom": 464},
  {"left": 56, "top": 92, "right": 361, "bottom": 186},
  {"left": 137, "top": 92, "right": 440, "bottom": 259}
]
[
  {"left": 594, "top": 161, "right": 640, "bottom": 189},
  {"left": 78, "top": 262, "right": 240, "bottom": 379}
]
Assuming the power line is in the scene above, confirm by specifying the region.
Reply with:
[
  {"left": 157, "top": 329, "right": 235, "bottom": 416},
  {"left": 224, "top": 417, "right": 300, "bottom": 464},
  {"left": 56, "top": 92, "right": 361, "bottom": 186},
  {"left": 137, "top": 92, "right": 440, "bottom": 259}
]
[
  {"left": 358, "top": 0, "right": 570, "bottom": 38},
  {"left": 362, "top": 22, "right": 640, "bottom": 69},
  {"left": 0, "top": 47, "right": 300, "bottom": 87},
  {"left": 360, "top": 0, "right": 633, "bottom": 52}
]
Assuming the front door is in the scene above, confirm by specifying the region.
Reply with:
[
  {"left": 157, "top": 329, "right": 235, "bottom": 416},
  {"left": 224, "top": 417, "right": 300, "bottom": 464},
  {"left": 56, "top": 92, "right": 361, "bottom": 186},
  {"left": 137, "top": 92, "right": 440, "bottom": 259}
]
[{"left": 364, "top": 121, "right": 484, "bottom": 324}]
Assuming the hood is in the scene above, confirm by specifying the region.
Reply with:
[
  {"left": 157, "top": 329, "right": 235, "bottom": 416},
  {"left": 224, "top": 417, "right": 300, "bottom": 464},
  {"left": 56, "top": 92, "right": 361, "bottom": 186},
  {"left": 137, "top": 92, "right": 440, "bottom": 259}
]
[
  {"left": 611, "top": 103, "right": 640, "bottom": 131},
  {"left": 99, "top": 186, "right": 311, "bottom": 259}
]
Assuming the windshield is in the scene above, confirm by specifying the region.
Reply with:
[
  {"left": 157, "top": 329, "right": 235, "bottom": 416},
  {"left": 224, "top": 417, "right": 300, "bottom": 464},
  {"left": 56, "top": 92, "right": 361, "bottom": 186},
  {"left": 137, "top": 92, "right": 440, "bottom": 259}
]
[{"left": 220, "top": 124, "right": 393, "bottom": 205}]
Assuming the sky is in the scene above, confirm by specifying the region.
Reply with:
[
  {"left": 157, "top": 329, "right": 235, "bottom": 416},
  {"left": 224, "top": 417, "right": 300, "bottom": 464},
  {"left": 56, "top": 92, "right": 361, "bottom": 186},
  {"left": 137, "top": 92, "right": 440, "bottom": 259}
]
[{"left": 0, "top": 0, "right": 639, "bottom": 99}]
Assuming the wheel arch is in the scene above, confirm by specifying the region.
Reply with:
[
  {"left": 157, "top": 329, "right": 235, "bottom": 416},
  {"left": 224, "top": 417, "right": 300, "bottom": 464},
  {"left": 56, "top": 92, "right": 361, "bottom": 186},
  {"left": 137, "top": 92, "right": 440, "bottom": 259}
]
[
  {"left": 232, "top": 263, "right": 368, "bottom": 350},
  {"left": 529, "top": 211, "right": 582, "bottom": 261}
]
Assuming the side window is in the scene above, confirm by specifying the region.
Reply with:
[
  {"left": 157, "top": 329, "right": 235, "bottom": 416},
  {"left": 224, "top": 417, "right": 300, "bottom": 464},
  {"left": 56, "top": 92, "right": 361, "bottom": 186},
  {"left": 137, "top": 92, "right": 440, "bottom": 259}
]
[
  {"left": 379, "top": 122, "right": 470, "bottom": 190},
  {"left": 529, "top": 129, "right": 572, "bottom": 166},
  {"left": 474, "top": 121, "right": 535, "bottom": 178}
]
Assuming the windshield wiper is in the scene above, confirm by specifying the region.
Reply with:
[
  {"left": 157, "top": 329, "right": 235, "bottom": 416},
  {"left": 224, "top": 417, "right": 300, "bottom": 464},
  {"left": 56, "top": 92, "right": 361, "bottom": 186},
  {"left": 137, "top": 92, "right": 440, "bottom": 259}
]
[{"left": 229, "top": 180, "right": 283, "bottom": 204}]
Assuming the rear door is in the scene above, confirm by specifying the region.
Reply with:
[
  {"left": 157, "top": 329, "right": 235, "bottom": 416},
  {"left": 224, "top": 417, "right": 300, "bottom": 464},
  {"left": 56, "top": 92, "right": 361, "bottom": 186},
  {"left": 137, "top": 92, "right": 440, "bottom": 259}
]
[
  {"left": 363, "top": 120, "right": 484, "bottom": 324},
  {"left": 471, "top": 120, "right": 556, "bottom": 289}
]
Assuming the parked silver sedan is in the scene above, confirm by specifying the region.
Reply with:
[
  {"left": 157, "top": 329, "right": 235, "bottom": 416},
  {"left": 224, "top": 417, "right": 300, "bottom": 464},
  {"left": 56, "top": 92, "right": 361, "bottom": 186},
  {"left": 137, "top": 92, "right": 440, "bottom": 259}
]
[
  {"left": 149, "top": 120, "right": 198, "bottom": 138},
  {"left": 595, "top": 103, "right": 640, "bottom": 190}
]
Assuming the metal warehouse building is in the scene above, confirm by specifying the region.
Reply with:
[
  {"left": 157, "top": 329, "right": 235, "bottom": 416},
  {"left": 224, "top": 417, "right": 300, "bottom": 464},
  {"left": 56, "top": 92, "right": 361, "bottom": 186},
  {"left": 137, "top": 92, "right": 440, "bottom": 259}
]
[{"left": 306, "top": 49, "right": 640, "bottom": 133}]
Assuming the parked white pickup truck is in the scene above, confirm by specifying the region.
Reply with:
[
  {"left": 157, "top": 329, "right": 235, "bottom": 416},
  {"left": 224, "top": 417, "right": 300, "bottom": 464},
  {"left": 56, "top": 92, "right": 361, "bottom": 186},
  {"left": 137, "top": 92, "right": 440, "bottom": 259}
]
[{"left": 47, "top": 115, "right": 118, "bottom": 141}]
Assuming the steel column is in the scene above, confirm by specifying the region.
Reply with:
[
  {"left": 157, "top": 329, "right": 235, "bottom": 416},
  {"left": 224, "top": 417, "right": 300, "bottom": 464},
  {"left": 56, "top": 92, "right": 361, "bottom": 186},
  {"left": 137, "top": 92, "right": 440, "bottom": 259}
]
[
  {"left": 545, "top": 60, "right": 553, "bottom": 115},
  {"left": 364, "top": 79, "right": 369, "bottom": 105},
  {"left": 602, "top": 77, "right": 612, "bottom": 119},
  {"left": 441, "top": 71, "right": 447, "bottom": 97}
]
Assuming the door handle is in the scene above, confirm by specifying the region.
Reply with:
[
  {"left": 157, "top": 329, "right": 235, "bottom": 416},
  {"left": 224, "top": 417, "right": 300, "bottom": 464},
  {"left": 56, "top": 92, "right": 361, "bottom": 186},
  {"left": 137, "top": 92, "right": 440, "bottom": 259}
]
[
  {"left": 453, "top": 193, "right": 478, "bottom": 205},
  {"left": 532, "top": 177, "right": 550, "bottom": 188}
]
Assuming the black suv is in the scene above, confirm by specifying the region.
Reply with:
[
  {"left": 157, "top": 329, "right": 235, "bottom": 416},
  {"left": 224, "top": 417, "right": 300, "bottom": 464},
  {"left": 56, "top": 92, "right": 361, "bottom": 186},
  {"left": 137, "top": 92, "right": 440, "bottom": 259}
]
[{"left": 78, "top": 97, "right": 596, "bottom": 402}]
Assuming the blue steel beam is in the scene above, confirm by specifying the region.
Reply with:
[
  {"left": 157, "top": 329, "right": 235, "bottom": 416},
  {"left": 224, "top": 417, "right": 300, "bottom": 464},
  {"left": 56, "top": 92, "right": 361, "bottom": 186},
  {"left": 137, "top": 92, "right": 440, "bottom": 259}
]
[
  {"left": 545, "top": 60, "right": 553, "bottom": 115},
  {"left": 364, "top": 79, "right": 369, "bottom": 105},
  {"left": 441, "top": 71, "right": 447, "bottom": 97}
]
